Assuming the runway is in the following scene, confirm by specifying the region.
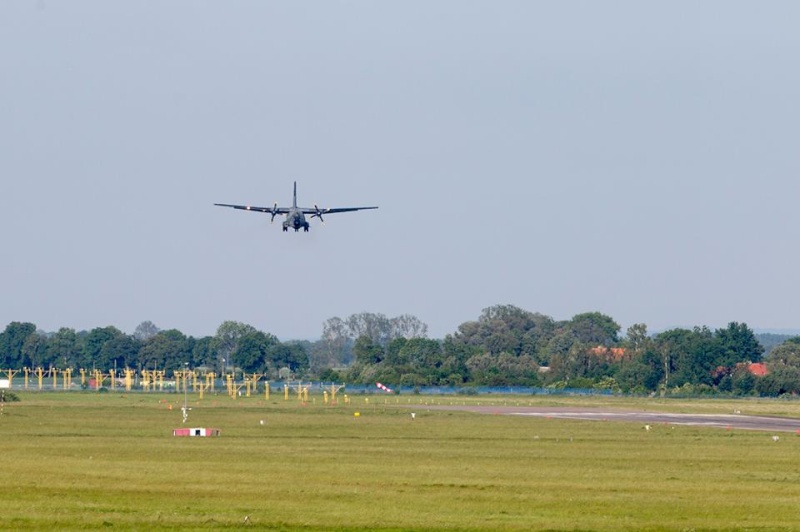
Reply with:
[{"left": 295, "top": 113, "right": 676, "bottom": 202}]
[{"left": 416, "top": 405, "right": 800, "bottom": 433}]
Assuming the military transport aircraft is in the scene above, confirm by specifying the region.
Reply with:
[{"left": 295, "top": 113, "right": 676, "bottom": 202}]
[{"left": 214, "top": 182, "right": 378, "bottom": 232}]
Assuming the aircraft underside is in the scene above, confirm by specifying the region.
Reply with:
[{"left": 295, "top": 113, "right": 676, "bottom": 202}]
[{"left": 283, "top": 215, "right": 309, "bottom": 232}]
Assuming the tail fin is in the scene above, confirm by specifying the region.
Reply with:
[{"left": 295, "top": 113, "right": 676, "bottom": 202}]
[{"left": 293, "top": 181, "right": 297, "bottom": 208}]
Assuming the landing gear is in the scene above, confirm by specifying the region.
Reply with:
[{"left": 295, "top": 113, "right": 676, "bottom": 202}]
[{"left": 303, "top": 225, "right": 309, "bottom": 232}]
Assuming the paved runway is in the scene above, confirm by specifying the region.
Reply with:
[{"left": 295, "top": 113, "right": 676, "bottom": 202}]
[{"left": 417, "top": 405, "right": 800, "bottom": 433}]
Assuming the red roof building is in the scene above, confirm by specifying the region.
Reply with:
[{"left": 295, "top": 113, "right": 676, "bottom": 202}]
[{"left": 747, "top": 363, "right": 768, "bottom": 377}]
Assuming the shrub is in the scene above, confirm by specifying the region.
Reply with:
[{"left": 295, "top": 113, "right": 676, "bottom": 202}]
[{"left": 0, "top": 391, "right": 20, "bottom": 402}]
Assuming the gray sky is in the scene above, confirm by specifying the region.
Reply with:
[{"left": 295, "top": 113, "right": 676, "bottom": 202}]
[{"left": 2, "top": 1, "right": 799, "bottom": 340}]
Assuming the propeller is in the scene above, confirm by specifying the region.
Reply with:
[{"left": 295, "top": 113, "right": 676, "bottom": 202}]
[
  {"left": 311, "top": 204, "right": 326, "bottom": 223},
  {"left": 270, "top": 202, "right": 278, "bottom": 223}
]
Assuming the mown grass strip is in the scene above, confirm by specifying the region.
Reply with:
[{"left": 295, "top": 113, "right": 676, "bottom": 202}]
[{"left": 1, "top": 392, "right": 799, "bottom": 530}]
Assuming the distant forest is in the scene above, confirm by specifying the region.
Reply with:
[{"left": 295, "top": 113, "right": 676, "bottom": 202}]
[{"left": 3, "top": 305, "right": 800, "bottom": 396}]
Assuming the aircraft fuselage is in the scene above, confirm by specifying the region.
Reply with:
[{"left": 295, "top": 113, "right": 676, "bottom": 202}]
[{"left": 283, "top": 209, "right": 310, "bottom": 232}]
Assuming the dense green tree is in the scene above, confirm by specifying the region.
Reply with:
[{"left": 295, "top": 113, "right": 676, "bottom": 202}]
[
  {"left": 235, "top": 331, "right": 280, "bottom": 374},
  {"left": 212, "top": 321, "right": 258, "bottom": 373},
  {"left": 715, "top": 322, "right": 763, "bottom": 367},
  {"left": 567, "top": 312, "right": 620, "bottom": 346},
  {"left": 191, "top": 336, "right": 215, "bottom": 369},
  {"left": 755, "top": 366, "right": 800, "bottom": 396},
  {"left": 137, "top": 329, "right": 191, "bottom": 371},
  {"left": 22, "top": 331, "right": 49, "bottom": 368},
  {"left": 547, "top": 341, "right": 611, "bottom": 383},
  {"left": 352, "top": 335, "right": 384, "bottom": 365},
  {"left": 764, "top": 338, "right": 800, "bottom": 369},
  {"left": 654, "top": 327, "right": 719, "bottom": 388},
  {"left": 395, "top": 338, "right": 444, "bottom": 384},
  {"left": 265, "top": 341, "right": 309, "bottom": 378},
  {"left": 0, "top": 322, "right": 37, "bottom": 367},
  {"left": 543, "top": 329, "right": 578, "bottom": 361},
  {"left": 453, "top": 305, "right": 556, "bottom": 361},
  {"left": 46, "top": 328, "right": 83, "bottom": 369},
  {"left": 622, "top": 323, "right": 650, "bottom": 354},
  {"left": 99, "top": 333, "right": 140, "bottom": 370},
  {"left": 83, "top": 327, "right": 126, "bottom": 370},
  {"left": 614, "top": 346, "right": 663, "bottom": 392},
  {"left": 730, "top": 366, "right": 757, "bottom": 395}
]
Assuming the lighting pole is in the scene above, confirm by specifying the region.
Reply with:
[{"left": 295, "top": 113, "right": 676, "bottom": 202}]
[{"left": 182, "top": 362, "right": 189, "bottom": 424}]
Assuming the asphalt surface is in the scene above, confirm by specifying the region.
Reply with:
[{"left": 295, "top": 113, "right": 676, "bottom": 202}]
[{"left": 416, "top": 405, "right": 800, "bottom": 433}]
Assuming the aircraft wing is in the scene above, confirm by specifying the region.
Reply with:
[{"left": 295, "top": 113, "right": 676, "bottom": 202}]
[
  {"left": 214, "top": 203, "right": 290, "bottom": 214},
  {"left": 298, "top": 206, "right": 379, "bottom": 214}
]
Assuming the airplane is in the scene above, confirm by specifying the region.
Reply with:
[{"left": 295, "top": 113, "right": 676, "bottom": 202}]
[{"left": 214, "top": 182, "right": 378, "bottom": 232}]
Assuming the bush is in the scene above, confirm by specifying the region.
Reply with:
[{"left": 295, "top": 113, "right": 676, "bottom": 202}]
[{"left": 0, "top": 390, "right": 20, "bottom": 402}]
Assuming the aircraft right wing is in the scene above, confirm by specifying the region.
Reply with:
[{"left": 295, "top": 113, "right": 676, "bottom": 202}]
[{"left": 213, "top": 203, "right": 289, "bottom": 214}]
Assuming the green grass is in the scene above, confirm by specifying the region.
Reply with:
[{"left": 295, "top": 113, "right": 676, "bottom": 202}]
[{"left": 2, "top": 392, "right": 800, "bottom": 530}]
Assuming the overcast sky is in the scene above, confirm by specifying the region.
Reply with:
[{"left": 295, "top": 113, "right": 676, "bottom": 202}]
[{"left": 2, "top": 1, "right": 799, "bottom": 340}]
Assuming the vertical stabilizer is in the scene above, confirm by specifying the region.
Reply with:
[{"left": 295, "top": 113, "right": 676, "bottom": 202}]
[{"left": 293, "top": 181, "right": 297, "bottom": 208}]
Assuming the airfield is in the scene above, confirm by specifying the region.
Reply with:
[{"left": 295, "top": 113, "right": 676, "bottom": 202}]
[
  {"left": 4, "top": 392, "right": 800, "bottom": 531},
  {"left": 419, "top": 404, "right": 800, "bottom": 433}
]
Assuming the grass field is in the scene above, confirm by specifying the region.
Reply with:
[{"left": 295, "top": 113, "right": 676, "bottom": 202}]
[{"left": 2, "top": 392, "right": 800, "bottom": 531}]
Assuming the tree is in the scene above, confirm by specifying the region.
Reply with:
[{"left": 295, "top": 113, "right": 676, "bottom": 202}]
[
  {"left": 567, "top": 312, "right": 620, "bottom": 346},
  {"left": 352, "top": 335, "right": 384, "bottom": 365},
  {"left": 133, "top": 321, "right": 160, "bottom": 342},
  {"left": 765, "top": 338, "right": 800, "bottom": 369},
  {"left": 265, "top": 341, "right": 309, "bottom": 378},
  {"left": 0, "top": 322, "right": 37, "bottom": 367},
  {"left": 212, "top": 321, "right": 258, "bottom": 373},
  {"left": 83, "top": 326, "right": 126, "bottom": 369},
  {"left": 393, "top": 338, "right": 443, "bottom": 384},
  {"left": 100, "top": 333, "right": 140, "bottom": 370},
  {"left": 623, "top": 323, "right": 650, "bottom": 354},
  {"left": 235, "top": 331, "right": 280, "bottom": 374},
  {"left": 191, "top": 336, "right": 215, "bottom": 369},
  {"left": 345, "top": 313, "right": 392, "bottom": 346},
  {"left": 389, "top": 314, "right": 429, "bottom": 339},
  {"left": 653, "top": 327, "right": 719, "bottom": 389},
  {"left": 22, "top": 332, "right": 49, "bottom": 368},
  {"left": 715, "top": 322, "right": 764, "bottom": 368},
  {"left": 451, "top": 305, "right": 556, "bottom": 362},
  {"left": 137, "top": 329, "right": 191, "bottom": 371},
  {"left": 46, "top": 328, "right": 83, "bottom": 369},
  {"left": 320, "top": 317, "right": 353, "bottom": 366},
  {"left": 614, "top": 346, "right": 663, "bottom": 392}
]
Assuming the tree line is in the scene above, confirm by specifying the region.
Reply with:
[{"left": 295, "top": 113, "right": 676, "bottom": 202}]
[{"left": 2, "top": 305, "right": 800, "bottom": 395}]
